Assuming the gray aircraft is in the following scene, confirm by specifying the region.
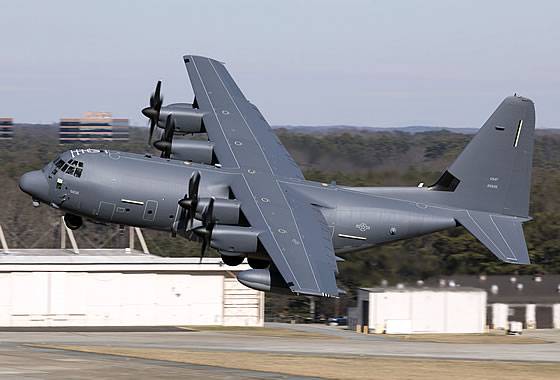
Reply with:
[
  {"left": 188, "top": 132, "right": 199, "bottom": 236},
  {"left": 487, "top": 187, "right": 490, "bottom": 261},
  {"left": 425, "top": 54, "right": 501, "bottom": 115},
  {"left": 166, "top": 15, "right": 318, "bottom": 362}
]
[{"left": 19, "top": 55, "right": 535, "bottom": 297}]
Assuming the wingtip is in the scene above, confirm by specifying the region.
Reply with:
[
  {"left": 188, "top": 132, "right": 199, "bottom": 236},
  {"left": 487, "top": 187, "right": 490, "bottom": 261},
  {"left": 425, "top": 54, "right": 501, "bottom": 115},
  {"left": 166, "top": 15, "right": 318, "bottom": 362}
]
[{"left": 183, "top": 55, "right": 226, "bottom": 65}]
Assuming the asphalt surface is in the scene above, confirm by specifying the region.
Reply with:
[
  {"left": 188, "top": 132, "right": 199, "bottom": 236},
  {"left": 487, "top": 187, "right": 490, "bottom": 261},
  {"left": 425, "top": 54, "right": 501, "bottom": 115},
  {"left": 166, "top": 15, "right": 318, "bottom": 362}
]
[
  {"left": 0, "top": 324, "right": 559, "bottom": 379},
  {"left": 0, "top": 339, "right": 318, "bottom": 380}
]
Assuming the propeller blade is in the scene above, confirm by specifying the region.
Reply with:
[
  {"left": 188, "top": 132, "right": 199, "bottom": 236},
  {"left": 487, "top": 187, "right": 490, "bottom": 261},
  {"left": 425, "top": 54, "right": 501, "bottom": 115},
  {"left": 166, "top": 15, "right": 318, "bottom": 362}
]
[
  {"left": 188, "top": 172, "right": 201, "bottom": 227},
  {"left": 203, "top": 197, "right": 215, "bottom": 226},
  {"left": 200, "top": 237, "right": 208, "bottom": 263},
  {"left": 143, "top": 81, "right": 164, "bottom": 144},
  {"left": 163, "top": 114, "right": 175, "bottom": 142},
  {"left": 199, "top": 197, "right": 216, "bottom": 263},
  {"left": 189, "top": 171, "right": 201, "bottom": 200},
  {"left": 154, "top": 80, "right": 161, "bottom": 107},
  {"left": 177, "top": 171, "right": 202, "bottom": 231},
  {"left": 156, "top": 114, "right": 175, "bottom": 158}
]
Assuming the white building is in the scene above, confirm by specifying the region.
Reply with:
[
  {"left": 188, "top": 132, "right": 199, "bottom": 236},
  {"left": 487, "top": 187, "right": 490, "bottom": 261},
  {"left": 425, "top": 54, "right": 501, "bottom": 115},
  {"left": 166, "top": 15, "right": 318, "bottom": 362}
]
[
  {"left": 349, "top": 287, "right": 486, "bottom": 334},
  {"left": 428, "top": 275, "right": 560, "bottom": 330},
  {"left": 0, "top": 249, "right": 264, "bottom": 327}
]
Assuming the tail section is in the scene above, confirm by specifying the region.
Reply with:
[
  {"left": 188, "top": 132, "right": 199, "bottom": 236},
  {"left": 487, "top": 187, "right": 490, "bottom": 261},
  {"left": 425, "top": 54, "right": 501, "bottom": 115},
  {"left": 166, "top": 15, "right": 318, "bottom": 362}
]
[
  {"left": 431, "top": 95, "right": 535, "bottom": 264},
  {"left": 454, "top": 210, "right": 530, "bottom": 264},
  {"left": 432, "top": 95, "right": 535, "bottom": 218}
]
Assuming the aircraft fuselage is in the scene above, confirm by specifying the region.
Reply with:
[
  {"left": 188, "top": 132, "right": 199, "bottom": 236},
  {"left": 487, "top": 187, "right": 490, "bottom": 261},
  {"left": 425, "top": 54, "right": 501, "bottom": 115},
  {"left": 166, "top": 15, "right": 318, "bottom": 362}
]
[{"left": 21, "top": 149, "right": 457, "bottom": 255}]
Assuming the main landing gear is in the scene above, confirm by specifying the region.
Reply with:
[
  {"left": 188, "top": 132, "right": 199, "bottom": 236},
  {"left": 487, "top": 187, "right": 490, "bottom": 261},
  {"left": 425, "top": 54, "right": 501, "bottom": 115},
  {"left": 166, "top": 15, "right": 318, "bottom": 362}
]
[{"left": 63, "top": 213, "right": 83, "bottom": 230}]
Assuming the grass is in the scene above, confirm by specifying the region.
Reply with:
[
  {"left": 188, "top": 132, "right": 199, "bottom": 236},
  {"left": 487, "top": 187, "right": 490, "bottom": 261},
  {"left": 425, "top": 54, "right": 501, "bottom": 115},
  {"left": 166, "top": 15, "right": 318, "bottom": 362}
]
[
  {"left": 386, "top": 332, "right": 551, "bottom": 344},
  {"left": 182, "top": 325, "right": 338, "bottom": 339}
]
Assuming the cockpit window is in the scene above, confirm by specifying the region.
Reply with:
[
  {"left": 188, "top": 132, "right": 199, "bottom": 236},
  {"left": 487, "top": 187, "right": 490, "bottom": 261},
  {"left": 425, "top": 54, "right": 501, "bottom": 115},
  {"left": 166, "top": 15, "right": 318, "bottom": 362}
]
[{"left": 53, "top": 157, "right": 84, "bottom": 178}]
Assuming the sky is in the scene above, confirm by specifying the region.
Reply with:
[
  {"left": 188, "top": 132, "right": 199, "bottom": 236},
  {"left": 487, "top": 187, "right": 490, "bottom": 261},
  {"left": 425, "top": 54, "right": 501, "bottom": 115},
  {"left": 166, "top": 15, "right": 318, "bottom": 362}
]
[{"left": 1, "top": 0, "right": 559, "bottom": 128}]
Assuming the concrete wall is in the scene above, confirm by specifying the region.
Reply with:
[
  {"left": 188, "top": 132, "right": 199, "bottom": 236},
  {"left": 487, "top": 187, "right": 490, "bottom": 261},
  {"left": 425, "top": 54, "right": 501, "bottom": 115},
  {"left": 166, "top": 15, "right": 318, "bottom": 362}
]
[{"left": 0, "top": 271, "right": 263, "bottom": 327}]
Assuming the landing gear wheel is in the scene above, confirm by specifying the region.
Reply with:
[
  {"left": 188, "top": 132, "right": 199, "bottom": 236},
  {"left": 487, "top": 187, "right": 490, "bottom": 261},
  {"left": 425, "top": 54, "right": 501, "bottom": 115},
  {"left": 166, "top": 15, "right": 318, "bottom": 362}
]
[
  {"left": 248, "top": 258, "right": 269, "bottom": 269},
  {"left": 221, "top": 254, "right": 244, "bottom": 266},
  {"left": 64, "top": 213, "right": 83, "bottom": 230}
]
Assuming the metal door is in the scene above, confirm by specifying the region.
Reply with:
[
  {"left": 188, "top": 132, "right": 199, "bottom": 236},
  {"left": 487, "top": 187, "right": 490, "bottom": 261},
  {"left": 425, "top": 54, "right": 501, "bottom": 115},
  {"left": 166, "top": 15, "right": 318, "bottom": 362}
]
[
  {"left": 361, "top": 300, "right": 369, "bottom": 327},
  {"left": 143, "top": 200, "right": 158, "bottom": 222},
  {"left": 536, "top": 306, "right": 553, "bottom": 329},
  {"left": 97, "top": 202, "right": 115, "bottom": 221}
]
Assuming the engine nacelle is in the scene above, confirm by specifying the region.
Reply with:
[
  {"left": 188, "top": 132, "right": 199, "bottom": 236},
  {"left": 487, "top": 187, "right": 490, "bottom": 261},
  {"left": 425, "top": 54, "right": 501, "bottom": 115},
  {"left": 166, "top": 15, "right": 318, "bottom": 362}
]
[
  {"left": 158, "top": 103, "right": 205, "bottom": 134},
  {"left": 170, "top": 139, "right": 215, "bottom": 164},
  {"left": 196, "top": 198, "right": 241, "bottom": 225},
  {"left": 237, "top": 268, "right": 291, "bottom": 294},
  {"left": 210, "top": 226, "right": 260, "bottom": 253}
]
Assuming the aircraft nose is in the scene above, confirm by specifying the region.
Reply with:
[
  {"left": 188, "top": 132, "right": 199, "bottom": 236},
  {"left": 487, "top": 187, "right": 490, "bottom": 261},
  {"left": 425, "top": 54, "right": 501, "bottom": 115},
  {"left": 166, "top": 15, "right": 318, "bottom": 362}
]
[{"left": 19, "top": 170, "right": 50, "bottom": 202}]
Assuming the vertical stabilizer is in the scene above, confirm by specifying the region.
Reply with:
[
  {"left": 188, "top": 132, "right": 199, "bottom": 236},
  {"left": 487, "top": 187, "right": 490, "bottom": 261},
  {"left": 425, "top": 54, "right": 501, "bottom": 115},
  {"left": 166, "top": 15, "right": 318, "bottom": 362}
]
[{"left": 432, "top": 96, "right": 535, "bottom": 218}]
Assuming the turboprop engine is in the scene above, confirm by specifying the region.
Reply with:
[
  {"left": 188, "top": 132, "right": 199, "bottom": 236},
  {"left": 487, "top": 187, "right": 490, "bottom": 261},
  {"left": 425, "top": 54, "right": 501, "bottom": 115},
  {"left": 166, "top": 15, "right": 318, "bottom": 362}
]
[
  {"left": 156, "top": 138, "right": 216, "bottom": 164},
  {"left": 157, "top": 103, "right": 205, "bottom": 134},
  {"left": 141, "top": 81, "right": 206, "bottom": 144}
]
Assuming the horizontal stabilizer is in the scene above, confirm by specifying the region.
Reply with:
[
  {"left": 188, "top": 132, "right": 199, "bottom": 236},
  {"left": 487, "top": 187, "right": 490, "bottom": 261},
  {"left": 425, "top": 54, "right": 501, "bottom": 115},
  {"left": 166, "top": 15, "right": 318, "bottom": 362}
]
[{"left": 456, "top": 210, "right": 530, "bottom": 264}]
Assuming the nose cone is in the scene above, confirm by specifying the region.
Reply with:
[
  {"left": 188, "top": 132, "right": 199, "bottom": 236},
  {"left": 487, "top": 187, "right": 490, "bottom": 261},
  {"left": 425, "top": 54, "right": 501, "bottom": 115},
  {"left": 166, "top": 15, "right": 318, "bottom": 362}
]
[
  {"left": 142, "top": 106, "right": 157, "bottom": 120},
  {"left": 19, "top": 170, "right": 49, "bottom": 202}
]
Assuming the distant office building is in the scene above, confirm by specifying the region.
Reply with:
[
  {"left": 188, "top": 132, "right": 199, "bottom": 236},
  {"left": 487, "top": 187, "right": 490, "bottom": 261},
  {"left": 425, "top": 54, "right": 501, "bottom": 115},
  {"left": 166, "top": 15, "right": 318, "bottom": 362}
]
[
  {"left": 59, "top": 112, "right": 129, "bottom": 144},
  {"left": 111, "top": 118, "right": 130, "bottom": 141},
  {"left": 0, "top": 118, "right": 13, "bottom": 140}
]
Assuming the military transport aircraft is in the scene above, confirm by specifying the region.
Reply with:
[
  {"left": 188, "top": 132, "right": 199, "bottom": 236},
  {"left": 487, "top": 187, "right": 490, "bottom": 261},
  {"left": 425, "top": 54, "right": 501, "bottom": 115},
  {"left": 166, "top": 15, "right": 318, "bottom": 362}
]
[{"left": 19, "top": 55, "right": 535, "bottom": 297}]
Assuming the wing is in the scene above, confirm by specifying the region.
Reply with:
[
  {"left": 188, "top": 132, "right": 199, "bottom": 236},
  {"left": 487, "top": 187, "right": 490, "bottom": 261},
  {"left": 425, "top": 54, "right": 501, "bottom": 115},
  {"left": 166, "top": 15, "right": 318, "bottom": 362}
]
[
  {"left": 184, "top": 55, "right": 303, "bottom": 179},
  {"left": 230, "top": 178, "right": 339, "bottom": 297}
]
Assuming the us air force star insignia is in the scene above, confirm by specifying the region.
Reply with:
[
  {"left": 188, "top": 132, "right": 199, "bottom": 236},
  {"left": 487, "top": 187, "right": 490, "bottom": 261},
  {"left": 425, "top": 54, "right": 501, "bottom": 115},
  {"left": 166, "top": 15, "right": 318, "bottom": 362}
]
[{"left": 355, "top": 222, "right": 371, "bottom": 232}]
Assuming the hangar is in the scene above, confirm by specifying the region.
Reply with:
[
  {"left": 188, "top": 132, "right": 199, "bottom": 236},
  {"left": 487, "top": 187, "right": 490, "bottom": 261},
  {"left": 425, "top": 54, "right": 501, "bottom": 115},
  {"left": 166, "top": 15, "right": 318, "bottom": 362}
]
[
  {"left": 0, "top": 223, "right": 263, "bottom": 327},
  {"left": 349, "top": 286, "right": 487, "bottom": 334}
]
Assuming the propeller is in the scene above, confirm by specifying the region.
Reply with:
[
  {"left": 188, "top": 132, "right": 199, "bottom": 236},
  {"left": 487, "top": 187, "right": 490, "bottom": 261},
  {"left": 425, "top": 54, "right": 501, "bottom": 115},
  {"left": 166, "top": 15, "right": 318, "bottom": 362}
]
[
  {"left": 193, "top": 197, "right": 215, "bottom": 263},
  {"left": 141, "top": 80, "right": 163, "bottom": 143},
  {"left": 154, "top": 114, "right": 175, "bottom": 158},
  {"left": 176, "top": 171, "right": 201, "bottom": 235}
]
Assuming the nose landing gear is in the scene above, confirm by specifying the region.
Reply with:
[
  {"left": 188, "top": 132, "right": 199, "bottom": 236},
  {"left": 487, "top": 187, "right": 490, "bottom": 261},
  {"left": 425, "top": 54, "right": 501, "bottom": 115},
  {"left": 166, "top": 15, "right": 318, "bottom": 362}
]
[{"left": 64, "top": 213, "right": 83, "bottom": 230}]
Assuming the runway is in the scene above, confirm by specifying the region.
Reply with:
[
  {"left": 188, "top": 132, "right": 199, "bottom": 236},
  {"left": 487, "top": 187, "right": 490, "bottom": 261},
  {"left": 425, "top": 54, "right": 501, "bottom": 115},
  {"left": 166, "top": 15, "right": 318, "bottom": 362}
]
[{"left": 0, "top": 324, "right": 559, "bottom": 379}]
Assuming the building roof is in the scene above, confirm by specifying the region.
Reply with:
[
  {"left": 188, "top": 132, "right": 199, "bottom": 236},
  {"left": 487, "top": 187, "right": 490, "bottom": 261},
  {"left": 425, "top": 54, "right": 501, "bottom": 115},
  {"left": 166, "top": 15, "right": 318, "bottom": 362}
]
[
  {"left": 0, "top": 249, "right": 250, "bottom": 273},
  {"left": 361, "top": 286, "right": 484, "bottom": 293},
  {"left": 423, "top": 275, "right": 560, "bottom": 304}
]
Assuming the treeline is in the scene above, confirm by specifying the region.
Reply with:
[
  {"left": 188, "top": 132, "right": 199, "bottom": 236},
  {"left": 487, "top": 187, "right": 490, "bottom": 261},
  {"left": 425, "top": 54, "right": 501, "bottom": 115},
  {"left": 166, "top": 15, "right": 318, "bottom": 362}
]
[{"left": 1, "top": 125, "right": 559, "bottom": 319}]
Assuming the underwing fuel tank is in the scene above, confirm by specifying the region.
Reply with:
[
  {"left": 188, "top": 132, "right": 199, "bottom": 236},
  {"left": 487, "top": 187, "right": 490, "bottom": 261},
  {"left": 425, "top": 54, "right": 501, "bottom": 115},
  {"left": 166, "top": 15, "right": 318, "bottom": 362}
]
[{"left": 236, "top": 268, "right": 292, "bottom": 294}]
